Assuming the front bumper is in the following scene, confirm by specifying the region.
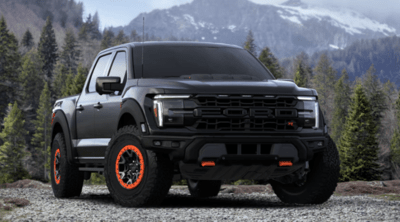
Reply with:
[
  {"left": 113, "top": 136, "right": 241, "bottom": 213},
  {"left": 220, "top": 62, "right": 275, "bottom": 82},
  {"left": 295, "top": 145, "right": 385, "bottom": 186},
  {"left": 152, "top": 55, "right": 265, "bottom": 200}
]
[{"left": 141, "top": 134, "right": 328, "bottom": 180}]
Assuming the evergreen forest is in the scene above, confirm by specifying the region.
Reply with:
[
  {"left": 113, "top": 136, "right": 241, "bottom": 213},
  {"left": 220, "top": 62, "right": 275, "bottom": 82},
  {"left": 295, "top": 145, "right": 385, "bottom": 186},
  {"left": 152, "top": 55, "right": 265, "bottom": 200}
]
[{"left": 1, "top": 1, "right": 400, "bottom": 184}]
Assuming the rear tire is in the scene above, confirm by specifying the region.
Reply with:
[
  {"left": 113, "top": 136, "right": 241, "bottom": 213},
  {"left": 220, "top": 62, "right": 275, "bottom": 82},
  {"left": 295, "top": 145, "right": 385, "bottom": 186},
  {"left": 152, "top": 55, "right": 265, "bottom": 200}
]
[
  {"left": 270, "top": 136, "right": 340, "bottom": 204},
  {"left": 51, "top": 133, "right": 84, "bottom": 198},
  {"left": 104, "top": 126, "right": 173, "bottom": 207},
  {"left": 187, "top": 179, "right": 221, "bottom": 198}
]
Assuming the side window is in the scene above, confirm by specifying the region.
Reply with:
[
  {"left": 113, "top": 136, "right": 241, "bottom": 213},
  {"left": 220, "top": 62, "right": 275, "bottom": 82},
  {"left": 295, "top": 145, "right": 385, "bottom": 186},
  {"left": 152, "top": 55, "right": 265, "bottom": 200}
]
[
  {"left": 108, "top": 51, "right": 127, "bottom": 83},
  {"left": 88, "top": 54, "right": 111, "bottom": 92}
]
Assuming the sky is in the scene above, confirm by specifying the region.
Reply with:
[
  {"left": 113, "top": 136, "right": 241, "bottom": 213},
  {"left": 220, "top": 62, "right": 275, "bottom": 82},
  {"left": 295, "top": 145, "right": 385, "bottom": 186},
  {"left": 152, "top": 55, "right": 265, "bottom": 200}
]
[{"left": 81, "top": 0, "right": 399, "bottom": 29}]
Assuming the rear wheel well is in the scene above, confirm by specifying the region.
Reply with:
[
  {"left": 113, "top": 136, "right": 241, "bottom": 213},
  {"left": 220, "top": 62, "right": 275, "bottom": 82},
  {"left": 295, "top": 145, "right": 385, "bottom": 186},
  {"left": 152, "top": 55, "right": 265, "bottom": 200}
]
[{"left": 118, "top": 113, "right": 136, "bottom": 129}]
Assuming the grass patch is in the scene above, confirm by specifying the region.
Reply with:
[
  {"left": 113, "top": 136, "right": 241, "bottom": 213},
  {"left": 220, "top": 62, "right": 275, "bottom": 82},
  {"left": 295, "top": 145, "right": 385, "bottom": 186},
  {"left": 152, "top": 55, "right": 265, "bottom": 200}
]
[{"left": 371, "top": 194, "right": 400, "bottom": 201}]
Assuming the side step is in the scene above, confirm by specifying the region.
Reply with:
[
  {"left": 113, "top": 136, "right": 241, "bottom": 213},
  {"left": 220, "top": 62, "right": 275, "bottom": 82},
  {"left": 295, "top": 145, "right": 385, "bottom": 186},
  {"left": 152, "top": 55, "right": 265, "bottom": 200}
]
[{"left": 79, "top": 167, "right": 104, "bottom": 172}]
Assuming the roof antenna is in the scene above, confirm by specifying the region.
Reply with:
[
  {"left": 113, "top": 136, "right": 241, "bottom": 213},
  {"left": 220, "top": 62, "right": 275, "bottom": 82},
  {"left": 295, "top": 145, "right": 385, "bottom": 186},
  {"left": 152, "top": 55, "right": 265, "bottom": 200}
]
[{"left": 142, "top": 16, "right": 144, "bottom": 78}]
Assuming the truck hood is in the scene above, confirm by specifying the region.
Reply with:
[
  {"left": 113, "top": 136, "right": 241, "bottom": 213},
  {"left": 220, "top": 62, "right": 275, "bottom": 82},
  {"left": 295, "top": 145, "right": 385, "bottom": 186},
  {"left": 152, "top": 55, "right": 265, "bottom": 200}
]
[{"left": 137, "top": 79, "right": 317, "bottom": 96}]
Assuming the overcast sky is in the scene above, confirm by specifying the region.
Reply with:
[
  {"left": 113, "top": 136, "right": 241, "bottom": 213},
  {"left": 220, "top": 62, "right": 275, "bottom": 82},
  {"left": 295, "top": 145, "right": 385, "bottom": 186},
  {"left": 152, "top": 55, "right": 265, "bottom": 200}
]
[{"left": 81, "top": 0, "right": 399, "bottom": 29}]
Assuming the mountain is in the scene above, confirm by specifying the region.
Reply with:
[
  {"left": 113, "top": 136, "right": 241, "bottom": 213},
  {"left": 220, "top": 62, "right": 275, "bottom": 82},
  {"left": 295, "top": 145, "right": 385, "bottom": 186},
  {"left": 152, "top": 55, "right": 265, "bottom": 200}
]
[
  {"left": 0, "top": 0, "right": 84, "bottom": 46},
  {"left": 310, "top": 36, "right": 400, "bottom": 85},
  {"left": 110, "top": 0, "right": 398, "bottom": 59}
]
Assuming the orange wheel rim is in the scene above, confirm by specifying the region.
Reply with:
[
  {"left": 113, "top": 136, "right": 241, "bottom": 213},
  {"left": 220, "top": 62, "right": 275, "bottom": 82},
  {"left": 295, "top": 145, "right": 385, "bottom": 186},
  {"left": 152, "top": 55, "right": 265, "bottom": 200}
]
[
  {"left": 115, "top": 145, "right": 145, "bottom": 189},
  {"left": 54, "top": 149, "right": 61, "bottom": 184}
]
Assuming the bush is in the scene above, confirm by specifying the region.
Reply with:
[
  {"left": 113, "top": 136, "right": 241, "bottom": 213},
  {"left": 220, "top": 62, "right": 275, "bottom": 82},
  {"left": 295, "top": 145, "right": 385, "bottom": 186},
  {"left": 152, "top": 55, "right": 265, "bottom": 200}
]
[
  {"left": 172, "top": 180, "right": 187, "bottom": 185},
  {"left": 84, "top": 173, "right": 106, "bottom": 185},
  {"left": 232, "top": 179, "right": 255, "bottom": 185}
]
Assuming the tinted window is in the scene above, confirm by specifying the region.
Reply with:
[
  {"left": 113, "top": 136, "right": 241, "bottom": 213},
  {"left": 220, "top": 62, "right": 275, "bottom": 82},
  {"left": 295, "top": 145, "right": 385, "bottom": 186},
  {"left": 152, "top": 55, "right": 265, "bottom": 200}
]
[
  {"left": 88, "top": 54, "right": 111, "bottom": 92},
  {"left": 108, "top": 52, "right": 126, "bottom": 83},
  {"left": 135, "top": 46, "right": 273, "bottom": 80}
]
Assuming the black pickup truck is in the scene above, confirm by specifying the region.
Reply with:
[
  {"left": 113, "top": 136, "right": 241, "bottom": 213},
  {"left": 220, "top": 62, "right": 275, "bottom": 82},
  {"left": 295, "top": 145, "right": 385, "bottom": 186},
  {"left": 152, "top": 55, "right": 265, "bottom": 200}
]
[{"left": 50, "top": 42, "right": 339, "bottom": 207}]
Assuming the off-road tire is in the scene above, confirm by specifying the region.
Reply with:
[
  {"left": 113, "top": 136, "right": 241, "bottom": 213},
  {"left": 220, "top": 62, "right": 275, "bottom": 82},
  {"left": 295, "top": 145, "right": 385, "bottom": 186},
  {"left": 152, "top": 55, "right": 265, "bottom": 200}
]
[
  {"left": 270, "top": 136, "right": 340, "bottom": 204},
  {"left": 187, "top": 179, "right": 222, "bottom": 198},
  {"left": 51, "top": 133, "right": 84, "bottom": 198},
  {"left": 104, "top": 126, "right": 173, "bottom": 207}
]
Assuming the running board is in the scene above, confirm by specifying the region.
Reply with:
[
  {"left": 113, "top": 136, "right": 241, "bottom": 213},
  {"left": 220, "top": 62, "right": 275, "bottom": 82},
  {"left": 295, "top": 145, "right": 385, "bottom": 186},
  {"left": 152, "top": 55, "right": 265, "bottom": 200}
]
[{"left": 78, "top": 167, "right": 104, "bottom": 172}]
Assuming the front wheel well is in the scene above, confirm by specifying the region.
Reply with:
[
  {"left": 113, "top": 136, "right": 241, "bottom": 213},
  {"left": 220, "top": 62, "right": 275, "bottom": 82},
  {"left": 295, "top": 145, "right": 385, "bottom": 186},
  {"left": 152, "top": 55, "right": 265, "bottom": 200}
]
[
  {"left": 52, "top": 122, "right": 63, "bottom": 145},
  {"left": 118, "top": 113, "right": 137, "bottom": 129}
]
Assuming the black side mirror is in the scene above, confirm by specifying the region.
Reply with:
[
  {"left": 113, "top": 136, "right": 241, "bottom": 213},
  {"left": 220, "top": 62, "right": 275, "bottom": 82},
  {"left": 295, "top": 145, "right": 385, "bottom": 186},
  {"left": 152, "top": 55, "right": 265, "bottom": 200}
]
[{"left": 96, "top": 76, "right": 124, "bottom": 95}]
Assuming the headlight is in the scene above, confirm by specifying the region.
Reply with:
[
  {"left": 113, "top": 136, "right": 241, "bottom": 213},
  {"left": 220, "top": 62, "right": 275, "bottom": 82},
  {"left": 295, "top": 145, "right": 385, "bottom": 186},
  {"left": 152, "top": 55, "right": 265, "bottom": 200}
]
[
  {"left": 297, "top": 96, "right": 319, "bottom": 129},
  {"left": 153, "top": 95, "right": 191, "bottom": 127}
]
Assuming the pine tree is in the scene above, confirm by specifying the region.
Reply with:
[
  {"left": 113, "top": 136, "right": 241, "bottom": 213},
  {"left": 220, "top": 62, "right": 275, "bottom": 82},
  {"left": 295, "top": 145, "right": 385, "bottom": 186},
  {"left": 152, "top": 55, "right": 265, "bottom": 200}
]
[
  {"left": 0, "top": 102, "right": 29, "bottom": 183},
  {"left": 70, "top": 64, "right": 87, "bottom": 95},
  {"left": 258, "top": 47, "right": 283, "bottom": 79},
  {"left": 60, "top": 28, "right": 80, "bottom": 73},
  {"left": 130, "top": 29, "right": 138, "bottom": 42},
  {"left": 0, "top": 16, "right": 21, "bottom": 117},
  {"left": 312, "top": 53, "right": 337, "bottom": 128},
  {"left": 38, "top": 16, "right": 58, "bottom": 81},
  {"left": 293, "top": 62, "right": 307, "bottom": 87},
  {"left": 31, "top": 82, "right": 52, "bottom": 180},
  {"left": 331, "top": 69, "right": 351, "bottom": 145},
  {"left": 101, "top": 29, "right": 114, "bottom": 50},
  {"left": 21, "top": 29, "right": 34, "bottom": 50},
  {"left": 339, "top": 84, "right": 381, "bottom": 181},
  {"left": 53, "top": 63, "right": 69, "bottom": 99},
  {"left": 390, "top": 91, "right": 400, "bottom": 166},
  {"left": 362, "top": 64, "right": 386, "bottom": 129},
  {"left": 19, "top": 52, "right": 44, "bottom": 110},
  {"left": 62, "top": 69, "right": 74, "bottom": 97},
  {"left": 293, "top": 52, "right": 312, "bottom": 87},
  {"left": 113, "top": 30, "right": 128, "bottom": 46},
  {"left": 243, "top": 30, "right": 257, "bottom": 57}
]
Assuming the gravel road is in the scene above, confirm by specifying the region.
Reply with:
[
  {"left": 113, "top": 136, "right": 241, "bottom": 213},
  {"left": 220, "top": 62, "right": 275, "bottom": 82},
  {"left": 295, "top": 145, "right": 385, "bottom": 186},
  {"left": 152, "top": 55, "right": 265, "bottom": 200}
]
[{"left": 1, "top": 184, "right": 400, "bottom": 221}]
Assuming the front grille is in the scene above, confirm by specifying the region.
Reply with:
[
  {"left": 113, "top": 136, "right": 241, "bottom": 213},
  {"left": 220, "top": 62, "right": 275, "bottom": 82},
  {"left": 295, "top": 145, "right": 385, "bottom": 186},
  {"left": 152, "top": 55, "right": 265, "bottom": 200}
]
[
  {"left": 194, "top": 95, "right": 297, "bottom": 107},
  {"left": 189, "top": 95, "right": 299, "bottom": 132}
]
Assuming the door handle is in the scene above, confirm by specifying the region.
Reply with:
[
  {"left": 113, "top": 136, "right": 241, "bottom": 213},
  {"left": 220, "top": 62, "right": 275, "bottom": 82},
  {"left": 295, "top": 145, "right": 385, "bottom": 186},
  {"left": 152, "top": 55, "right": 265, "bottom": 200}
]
[
  {"left": 76, "top": 105, "right": 84, "bottom": 111},
  {"left": 94, "top": 102, "right": 103, "bottom": 109}
]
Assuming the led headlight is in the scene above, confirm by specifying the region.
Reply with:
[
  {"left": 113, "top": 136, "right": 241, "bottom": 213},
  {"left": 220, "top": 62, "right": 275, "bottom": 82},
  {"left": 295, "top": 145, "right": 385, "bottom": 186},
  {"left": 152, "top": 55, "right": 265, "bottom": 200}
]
[
  {"left": 297, "top": 96, "right": 319, "bottom": 129},
  {"left": 153, "top": 95, "right": 191, "bottom": 127}
]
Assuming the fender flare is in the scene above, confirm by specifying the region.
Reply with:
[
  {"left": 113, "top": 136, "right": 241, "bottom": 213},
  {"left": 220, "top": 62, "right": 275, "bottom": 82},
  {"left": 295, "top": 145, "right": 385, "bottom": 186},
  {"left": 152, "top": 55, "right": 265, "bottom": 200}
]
[
  {"left": 119, "top": 99, "right": 147, "bottom": 130},
  {"left": 51, "top": 110, "right": 75, "bottom": 164}
]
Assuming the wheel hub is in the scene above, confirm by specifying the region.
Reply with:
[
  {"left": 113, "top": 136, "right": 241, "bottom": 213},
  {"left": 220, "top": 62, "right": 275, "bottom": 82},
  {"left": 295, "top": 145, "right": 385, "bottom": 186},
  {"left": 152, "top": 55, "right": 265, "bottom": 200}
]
[{"left": 115, "top": 145, "right": 145, "bottom": 189}]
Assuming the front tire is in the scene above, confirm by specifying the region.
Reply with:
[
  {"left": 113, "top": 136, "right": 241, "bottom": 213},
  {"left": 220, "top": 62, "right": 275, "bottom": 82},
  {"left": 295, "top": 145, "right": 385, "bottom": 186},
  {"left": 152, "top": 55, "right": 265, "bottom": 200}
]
[
  {"left": 51, "top": 133, "right": 84, "bottom": 198},
  {"left": 270, "top": 136, "right": 340, "bottom": 204},
  {"left": 104, "top": 126, "right": 173, "bottom": 207},
  {"left": 187, "top": 179, "right": 222, "bottom": 198}
]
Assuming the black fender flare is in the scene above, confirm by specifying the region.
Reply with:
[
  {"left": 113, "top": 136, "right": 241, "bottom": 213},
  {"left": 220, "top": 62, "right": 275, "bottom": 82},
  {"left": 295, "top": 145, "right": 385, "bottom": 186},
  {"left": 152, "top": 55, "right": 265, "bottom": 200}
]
[
  {"left": 51, "top": 110, "right": 75, "bottom": 164},
  {"left": 119, "top": 99, "right": 147, "bottom": 131}
]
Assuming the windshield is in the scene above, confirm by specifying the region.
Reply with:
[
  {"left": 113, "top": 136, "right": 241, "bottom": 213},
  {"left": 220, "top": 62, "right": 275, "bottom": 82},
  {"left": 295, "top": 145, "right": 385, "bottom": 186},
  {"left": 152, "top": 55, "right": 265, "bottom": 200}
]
[{"left": 134, "top": 45, "right": 274, "bottom": 80}]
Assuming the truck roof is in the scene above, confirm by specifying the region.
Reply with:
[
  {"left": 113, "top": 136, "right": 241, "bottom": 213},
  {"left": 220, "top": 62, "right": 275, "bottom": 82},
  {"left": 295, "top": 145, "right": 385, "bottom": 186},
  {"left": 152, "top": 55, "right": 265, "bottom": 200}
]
[{"left": 99, "top": 41, "right": 242, "bottom": 54}]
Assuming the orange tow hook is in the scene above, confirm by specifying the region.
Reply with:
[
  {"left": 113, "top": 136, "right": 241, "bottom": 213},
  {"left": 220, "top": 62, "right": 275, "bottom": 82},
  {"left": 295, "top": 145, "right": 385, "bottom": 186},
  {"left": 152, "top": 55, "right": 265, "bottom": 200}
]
[
  {"left": 201, "top": 161, "right": 216, "bottom": 167},
  {"left": 279, "top": 161, "right": 293, "bottom": 167}
]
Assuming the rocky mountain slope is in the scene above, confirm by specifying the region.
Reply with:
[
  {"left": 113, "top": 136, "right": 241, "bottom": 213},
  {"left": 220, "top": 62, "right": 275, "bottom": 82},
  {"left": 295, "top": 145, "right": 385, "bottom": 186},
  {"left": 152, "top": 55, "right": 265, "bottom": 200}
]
[{"left": 111, "top": 0, "right": 398, "bottom": 59}]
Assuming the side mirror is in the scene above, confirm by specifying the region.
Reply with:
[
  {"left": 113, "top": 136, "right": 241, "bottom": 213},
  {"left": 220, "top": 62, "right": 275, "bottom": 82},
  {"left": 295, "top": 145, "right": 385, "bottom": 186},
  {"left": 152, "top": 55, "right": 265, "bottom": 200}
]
[{"left": 96, "top": 76, "right": 124, "bottom": 95}]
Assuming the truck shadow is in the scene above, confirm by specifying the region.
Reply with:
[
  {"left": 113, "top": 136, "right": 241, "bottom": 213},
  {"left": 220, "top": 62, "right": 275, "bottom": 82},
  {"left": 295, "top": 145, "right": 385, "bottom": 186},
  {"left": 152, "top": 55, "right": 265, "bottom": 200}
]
[{"left": 75, "top": 193, "right": 303, "bottom": 209}]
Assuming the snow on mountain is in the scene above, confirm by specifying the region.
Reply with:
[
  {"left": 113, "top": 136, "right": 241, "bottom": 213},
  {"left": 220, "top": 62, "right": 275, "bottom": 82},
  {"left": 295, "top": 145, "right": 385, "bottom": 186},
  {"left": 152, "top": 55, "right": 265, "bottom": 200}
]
[
  {"left": 274, "top": 4, "right": 396, "bottom": 36},
  {"left": 111, "top": 0, "right": 399, "bottom": 58}
]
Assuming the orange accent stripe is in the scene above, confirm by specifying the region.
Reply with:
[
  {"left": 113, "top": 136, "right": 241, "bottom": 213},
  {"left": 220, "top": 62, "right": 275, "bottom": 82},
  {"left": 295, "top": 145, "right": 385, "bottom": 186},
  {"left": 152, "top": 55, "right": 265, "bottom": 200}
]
[
  {"left": 54, "top": 149, "right": 61, "bottom": 184},
  {"left": 201, "top": 161, "right": 216, "bottom": 167},
  {"left": 51, "top": 113, "right": 56, "bottom": 125},
  {"left": 279, "top": 161, "right": 293, "bottom": 167},
  {"left": 115, "top": 145, "right": 145, "bottom": 190},
  {"left": 154, "top": 107, "right": 158, "bottom": 117}
]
